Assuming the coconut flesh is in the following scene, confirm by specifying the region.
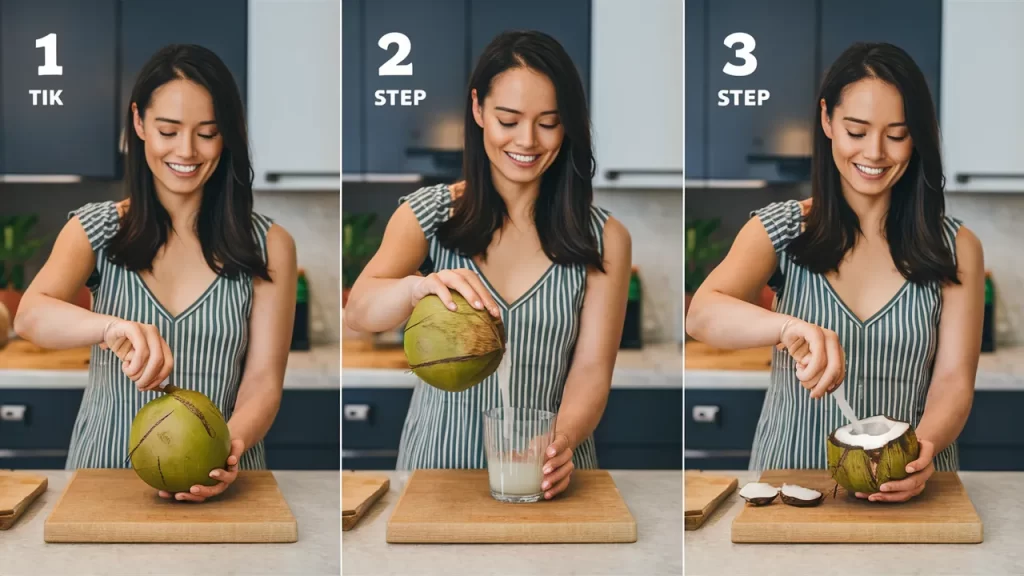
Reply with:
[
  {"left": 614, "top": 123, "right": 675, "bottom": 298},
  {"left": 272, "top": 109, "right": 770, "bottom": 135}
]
[
  {"left": 780, "top": 483, "right": 824, "bottom": 507},
  {"left": 128, "top": 386, "right": 232, "bottom": 494},
  {"left": 404, "top": 292, "right": 506, "bottom": 393},
  {"left": 739, "top": 482, "right": 778, "bottom": 505},
  {"left": 827, "top": 414, "right": 919, "bottom": 496}
]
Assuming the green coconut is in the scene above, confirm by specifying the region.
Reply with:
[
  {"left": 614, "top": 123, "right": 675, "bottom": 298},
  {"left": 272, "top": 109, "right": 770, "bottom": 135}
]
[
  {"left": 826, "top": 414, "right": 920, "bottom": 496},
  {"left": 403, "top": 292, "right": 506, "bottom": 392},
  {"left": 127, "top": 385, "right": 232, "bottom": 493}
]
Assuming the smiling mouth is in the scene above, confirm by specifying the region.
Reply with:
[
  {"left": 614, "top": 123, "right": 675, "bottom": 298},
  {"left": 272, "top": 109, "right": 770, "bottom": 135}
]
[
  {"left": 166, "top": 162, "right": 200, "bottom": 176},
  {"left": 854, "top": 163, "right": 889, "bottom": 177},
  {"left": 505, "top": 151, "right": 540, "bottom": 166}
]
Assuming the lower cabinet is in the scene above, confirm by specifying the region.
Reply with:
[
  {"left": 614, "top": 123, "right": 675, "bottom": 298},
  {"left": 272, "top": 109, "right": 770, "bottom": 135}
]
[
  {"left": 685, "top": 388, "right": 1024, "bottom": 472},
  {"left": 342, "top": 387, "right": 683, "bottom": 470},
  {"left": 0, "top": 388, "right": 339, "bottom": 471}
]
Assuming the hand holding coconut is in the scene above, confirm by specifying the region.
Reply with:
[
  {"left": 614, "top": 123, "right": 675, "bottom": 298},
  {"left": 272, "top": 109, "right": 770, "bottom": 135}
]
[
  {"left": 854, "top": 438, "right": 935, "bottom": 503},
  {"left": 776, "top": 317, "right": 846, "bottom": 399},
  {"left": 409, "top": 268, "right": 501, "bottom": 318},
  {"left": 157, "top": 437, "right": 245, "bottom": 503}
]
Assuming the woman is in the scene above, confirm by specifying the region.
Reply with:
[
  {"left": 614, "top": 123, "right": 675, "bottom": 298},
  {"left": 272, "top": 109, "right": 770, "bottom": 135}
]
[
  {"left": 14, "top": 44, "right": 297, "bottom": 502},
  {"left": 686, "top": 42, "right": 984, "bottom": 503},
  {"left": 344, "top": 31, "right": 631, "bottom": 500}
]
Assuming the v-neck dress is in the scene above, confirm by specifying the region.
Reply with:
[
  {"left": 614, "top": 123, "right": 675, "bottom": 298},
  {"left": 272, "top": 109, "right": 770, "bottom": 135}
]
[
  {"left": 394, "top": 183, "right": 609, "bottom": 471},
  {"left": 64, "top": 201, "right": 271, "bottom": 471},
  {"left": 748, "top": 200, "right": 964, "bottom": 473}
]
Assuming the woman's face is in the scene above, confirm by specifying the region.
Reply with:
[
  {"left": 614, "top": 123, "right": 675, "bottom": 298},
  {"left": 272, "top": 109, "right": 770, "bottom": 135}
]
[
  {"left": 821, "top": 77, "right": 913, "bottom": 198},
  {"left": 472, "top": 66, "right": 564, "bottom": 188},
  {"left": 133, "top": 78, "right": 223, "bottom": 197}
]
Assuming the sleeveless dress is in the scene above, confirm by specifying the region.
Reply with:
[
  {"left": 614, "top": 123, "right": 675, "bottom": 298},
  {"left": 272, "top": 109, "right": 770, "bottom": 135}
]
[
  {"left": 748, "top": 200, "right": 963, "bottom": 472},
  {"left": 64, "top": 201, "right": 271, "bottom": 471},
  {"left": 395, "top": 183, "right": 609, "bottom": 470}
]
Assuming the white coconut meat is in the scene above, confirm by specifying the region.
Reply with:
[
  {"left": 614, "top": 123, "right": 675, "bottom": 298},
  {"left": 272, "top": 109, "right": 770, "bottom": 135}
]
[
  {"left": 738, "top": 482, "right": 778, "bottom": 500},
  {"left": 780, "top": 484, "right": 821, "bottom": 500},
  {"left": 832, "top": 414, "right": 909, "bottom": 450}
]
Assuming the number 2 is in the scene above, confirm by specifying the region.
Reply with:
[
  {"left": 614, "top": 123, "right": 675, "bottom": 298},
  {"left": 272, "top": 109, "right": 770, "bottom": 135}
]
[
  {"left": 723, "top": 32, "right": 756, "bottom": 77},
  {"left": 35, "top": 33, "right": 63, "bottom": 76},
  {"left": 378, "top": 32, "right": 412, "bottom": 76}
]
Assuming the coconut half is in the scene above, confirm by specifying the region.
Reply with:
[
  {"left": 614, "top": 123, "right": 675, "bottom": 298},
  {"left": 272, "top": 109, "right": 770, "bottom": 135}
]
[
  {"left": 738, "top": 482, "right": 779, "bottom": 506},
  {"left": 780, "top": 483, "right": 824, "bottom": 507},
  {"left": 827, "top": 414, "right": 920, "bottom": 496}
]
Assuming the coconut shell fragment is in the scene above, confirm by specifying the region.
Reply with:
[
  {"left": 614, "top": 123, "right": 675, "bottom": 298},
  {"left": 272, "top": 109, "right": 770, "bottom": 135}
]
[
  {"left": 780, "top": 483, "right": 824, "bottom": 507},
  {"left": 738, "top": 482, "right": 779, "bottom": 506}
]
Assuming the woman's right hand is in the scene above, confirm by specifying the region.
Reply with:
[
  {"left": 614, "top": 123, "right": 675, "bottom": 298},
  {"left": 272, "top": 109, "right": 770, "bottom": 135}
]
[
  {"left": 776, "top": 317, "right": 846, "bottom": 399},
  {"left": 408, "top": 269, "right": 501, "bottom": 317},
  {"left": 101, "top": 319, "right": 174, "bottom": 392}
]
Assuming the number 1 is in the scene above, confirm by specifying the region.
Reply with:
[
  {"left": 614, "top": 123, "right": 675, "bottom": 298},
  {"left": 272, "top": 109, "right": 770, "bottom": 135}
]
[{"left": 36, "top": 33, "right": 63, "bottom": 76}]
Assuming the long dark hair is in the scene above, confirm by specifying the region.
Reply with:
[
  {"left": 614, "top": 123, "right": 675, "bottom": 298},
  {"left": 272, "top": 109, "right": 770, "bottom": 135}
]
[
  {"left": 437, "top": 31, "right": 604, "bottom": 272},
  {"left": 108, "top": 44, "right": 270, "bottom": 282},
  {"left": 787, "top": 42, "right": 959, "bottom": 286}
]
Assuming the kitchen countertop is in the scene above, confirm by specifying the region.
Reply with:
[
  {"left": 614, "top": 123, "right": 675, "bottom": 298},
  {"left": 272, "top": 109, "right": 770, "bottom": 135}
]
[
  {"left": 341, "top": 470, "right": 682, "bottom": 576},
  {"left": 341, "top": 337, "right": 682, "bottom": 389},
  {"left": 0, "top": 340, "right": 339, "bottom": 390},
  {"left": 0, "top": 470, "right": 340, "bottom": 576},
  {"left": 685, "top": 470, "right": 1024, "bottom": 576},
  {"left": 684, "top": 341, "right": 1024, "bottom": 391}
]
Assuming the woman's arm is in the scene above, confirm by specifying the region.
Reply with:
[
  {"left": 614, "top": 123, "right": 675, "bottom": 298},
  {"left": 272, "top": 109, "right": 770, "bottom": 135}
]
[
  {"left": 916, "top": 226, "right": 985, "bottom": 454},
  {"left": 226, "top": 224, "right": 298, "bottom": 453}
]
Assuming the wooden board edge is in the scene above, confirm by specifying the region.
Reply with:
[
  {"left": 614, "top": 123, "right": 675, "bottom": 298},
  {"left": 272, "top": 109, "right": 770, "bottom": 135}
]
[
  {"left": 730, "top": 520, "right": 985, "bottom": 544},
  {"left": 43, "top": 469, "right": 79, "bottom": 528},
  {"left": 44, "top": 520, "right": 299, "bottom": 544},
  {"left": 384, "top": 470, "right": 418, "bottom": 529},
  {"left": 346, "top": 478, "right": 390, "bottom": 517},
  {"left": 386, "top": 520, "right": 638, "bottom": 544}
]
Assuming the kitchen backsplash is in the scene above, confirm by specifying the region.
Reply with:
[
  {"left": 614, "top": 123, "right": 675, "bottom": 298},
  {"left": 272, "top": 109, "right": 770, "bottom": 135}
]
[
  {"left": 0, "top": 182, "right": 340, "bottom": 344},
  {"left": 343, "top": 183, "right": 683, "bottom": 344},
  {"left": 687, "top": 185, "right": 1024, "bottom": 346}
]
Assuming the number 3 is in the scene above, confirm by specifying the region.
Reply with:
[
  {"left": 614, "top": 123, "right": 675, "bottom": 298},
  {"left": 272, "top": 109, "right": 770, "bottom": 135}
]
[
  {"left": 379, "top": 32, "right": 412, "bottom": 76},
  {"left": 723, "top": 32, "right": 756, "bottom": 77}
]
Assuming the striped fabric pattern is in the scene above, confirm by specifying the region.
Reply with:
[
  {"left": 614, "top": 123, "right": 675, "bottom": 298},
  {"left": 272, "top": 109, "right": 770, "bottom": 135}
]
[
  {"left": 748, "top": 200, "right": 963, "bottom": 473},
  {"left": 64, "top": 201, "right": 271, "bottom": 471},
  {"left": 395, "top": 183, "right": 608, "bottom": 470}
]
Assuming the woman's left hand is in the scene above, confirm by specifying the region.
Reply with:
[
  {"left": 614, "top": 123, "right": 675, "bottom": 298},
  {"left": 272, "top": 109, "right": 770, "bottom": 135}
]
[
  {"left": 159, "top": 438, "right": 245, "bottom": 503},
  {"left": 541, "top": 432, "right": 574, "bottom": 500},
  {"left": 855, "top": 439, "right": 935, "bottom": 502}
]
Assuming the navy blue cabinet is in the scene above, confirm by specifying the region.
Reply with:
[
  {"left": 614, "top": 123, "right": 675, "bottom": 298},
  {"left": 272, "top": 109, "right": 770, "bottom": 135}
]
[
  {"left": 819, "top": 0, "right": 942, "bottom": 112},
  {"left": 0, "top": 0, "right": 119, "bottom": 177},
  {"left": 342, "top": 0, "right": 364, "bottom": 174},
  {"left": 684, "top": 0, "right": 706, "bottom": 181}
]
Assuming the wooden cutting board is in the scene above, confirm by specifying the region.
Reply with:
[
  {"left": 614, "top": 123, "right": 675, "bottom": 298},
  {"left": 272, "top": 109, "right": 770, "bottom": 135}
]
[
  {"left": 685, "top": 471, "right": 737, "bottom": 530},
  {"left": 386, "top": 469, "right": 637, "bottom": 543},
  {"left": 342, "top": 336, "right": 408, "bottom": 369},
  {"left": 0, "top": 471, "right": 48, "bottom": 530},
  {"left": 684, "top": 341, "right": 772, "bottom": 370},
  {"left": 732, "top": 469, "right": 983, "bottom": 543},
  {"left": 342, "top": 472, "right": 389, "bottom": 531},
  {"left": 0, "top": 339, "right": 90, "bottom": 370},
  {"left": 44, "top": 469, "right": 298, "bottom": 543}
]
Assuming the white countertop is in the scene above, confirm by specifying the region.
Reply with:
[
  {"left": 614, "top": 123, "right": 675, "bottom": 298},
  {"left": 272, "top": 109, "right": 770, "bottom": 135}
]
[
  {"left": 685, "top": 346, "right": 1024, "bottom": 391},
  {"left": 685, "top": 470, "right": 1024, "bottom": 576},
  {"left": 342, "top": 469, "right": 682, "bottom": 576},
  {"left": 0, "top": 344, "right": 340, "bottom": 390},
  {"left": 342, "top": 343, "right": 683, "bottom": 389},
  {"left": 0, "top": 470, "right": 340, "bottom": 576}
]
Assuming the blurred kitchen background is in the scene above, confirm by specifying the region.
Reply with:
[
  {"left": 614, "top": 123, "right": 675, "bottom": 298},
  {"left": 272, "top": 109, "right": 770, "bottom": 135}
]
[
  {"left": 685, "top": 0, "right": 1024, "bottom": 472},
  {"left": 0, "top": 0, "right": 339, "bottom": 471},
  {"left": 340, "top": 0, "right": 683, "bottom": 470}
]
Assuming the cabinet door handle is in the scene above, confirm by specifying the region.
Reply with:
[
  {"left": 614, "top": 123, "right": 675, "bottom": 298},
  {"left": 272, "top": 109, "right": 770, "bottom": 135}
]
[
  {"left": 343, "top": 404, "right": 371, "bottom": 422},
  {"left": 0, "top": 405, "right": 27, "bottom": 422},
  {"left": 691, "top": 405, "right": 719, "bottom": 424},
  {"left": 604, "top": 169, "right": 683, "bottom": 180},
  {"left": 955, "top": 173, "right": 1024, "bottom": 184},
  {"left": 265, "top": 171, "right": 340, "bottom": 182}
]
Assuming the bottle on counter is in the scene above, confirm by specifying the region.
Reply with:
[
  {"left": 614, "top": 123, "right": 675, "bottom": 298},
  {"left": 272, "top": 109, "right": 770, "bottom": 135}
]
[
  {"left": 620, "top": 266, "right": 642, "bottom": 349},
  {"left": 291, "top": 268, "right": 310, "bottom": 351},
  {"left": 982, "top": 271, "right": 995, "bottom": 353}
]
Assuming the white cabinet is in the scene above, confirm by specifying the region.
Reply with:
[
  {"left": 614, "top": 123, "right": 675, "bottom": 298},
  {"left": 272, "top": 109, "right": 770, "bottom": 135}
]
[
  {"left": 941, "top": 0, "right": 1024, "bottom": 193},
  {"left": 590, "top": 0, "right": 683, "bottom": 189},
  {"left": 248, "top": 0, "right": 339, "bottom": 191}
]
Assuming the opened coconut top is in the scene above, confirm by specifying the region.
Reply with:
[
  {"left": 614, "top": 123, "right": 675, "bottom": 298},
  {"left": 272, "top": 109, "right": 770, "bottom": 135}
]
[{"left": 831, "top": 415, "right": 910, "bottom": 450}]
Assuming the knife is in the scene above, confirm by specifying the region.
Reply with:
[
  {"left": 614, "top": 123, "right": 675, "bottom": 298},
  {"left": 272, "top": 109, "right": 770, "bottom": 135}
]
[{"left": 833, "top": 383, "right": 863, "bottom": 434}]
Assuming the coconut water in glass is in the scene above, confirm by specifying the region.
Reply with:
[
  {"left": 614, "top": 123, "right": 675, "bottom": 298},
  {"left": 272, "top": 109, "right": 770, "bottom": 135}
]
[{"left": 483, "top": 407, "right": 555, "bottom": 503}]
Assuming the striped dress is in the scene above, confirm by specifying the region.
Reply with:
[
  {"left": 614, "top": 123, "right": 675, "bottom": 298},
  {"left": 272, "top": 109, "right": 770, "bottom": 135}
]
[
  {"left": 64, "top": 201, "right": 270, "bottom": 471},
  {"left": 749, "top": 200, "right": 963, "bottom": 472},
  {"left": 395, "top": 183, "right": 607, "bottom": 470}
]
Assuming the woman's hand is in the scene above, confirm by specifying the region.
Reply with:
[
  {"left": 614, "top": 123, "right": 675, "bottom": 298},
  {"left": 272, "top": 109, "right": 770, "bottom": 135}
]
[
  {"left": 855, "top": 439, "right": 936, "bottom": 502},
  {"left": 408, "top": 269, "right": 500, "bottom": 317},
  {"left": 159, "top": 438, "right": 245, "bottom": 503},
  {"left": 101, "top": 319, "right": 173, "bottom": 391},
  {"left": 541, "top": 432, "right": 574, "bottom": 500},
  {"left": 776, "top": 317, "right": 846, "bottom": 399}
]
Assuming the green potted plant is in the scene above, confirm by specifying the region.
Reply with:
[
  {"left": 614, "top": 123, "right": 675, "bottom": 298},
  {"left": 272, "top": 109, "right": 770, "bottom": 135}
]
[
  {"left": 685, "top": 218, "right": 729, "bottom": 320},
  {"left": 342, "top": 213, "right": 382, "bottom": 308},
  {"left": 0, "top": 215, "right": 47, "bottom": 320}
]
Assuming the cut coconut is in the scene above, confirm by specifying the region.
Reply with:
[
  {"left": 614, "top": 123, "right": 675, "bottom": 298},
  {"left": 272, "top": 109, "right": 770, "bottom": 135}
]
[
  {"left": 832, "top": 414, "right": 910, "bottom": 450},
  {"left": 827, "top": 414, "right": 920, "bottom": 495},
  {"left": 780, "top": 483, "right": 824, "bottom": 507},
  {"left": 738, "top": 482, "right": 779, "bottom": 506}
]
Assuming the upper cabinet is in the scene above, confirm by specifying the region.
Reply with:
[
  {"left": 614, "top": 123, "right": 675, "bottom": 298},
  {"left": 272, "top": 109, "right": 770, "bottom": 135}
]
[
  {"left": 941, "top": 0, "right": 1024, "bottom": 193},
  {"left": 684, "top": 0, "right": 706, "bottom": 182},
  {"left": 591, "top": 0, "right": 682, "bottom": 189},
  {"left": 0, "top": 0, "right": 119, "bottom": 178},
  {"left": 248, "top": 0, "right": 340, "bottom": 191},
  {"left": 342, "top": 0, "right": 364, "bottom": 175}
]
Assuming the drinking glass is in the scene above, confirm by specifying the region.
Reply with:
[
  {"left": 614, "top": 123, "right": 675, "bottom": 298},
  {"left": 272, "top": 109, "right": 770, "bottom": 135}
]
[{"left": 482, "top": 407, "right": 556, "bottom": 503}]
